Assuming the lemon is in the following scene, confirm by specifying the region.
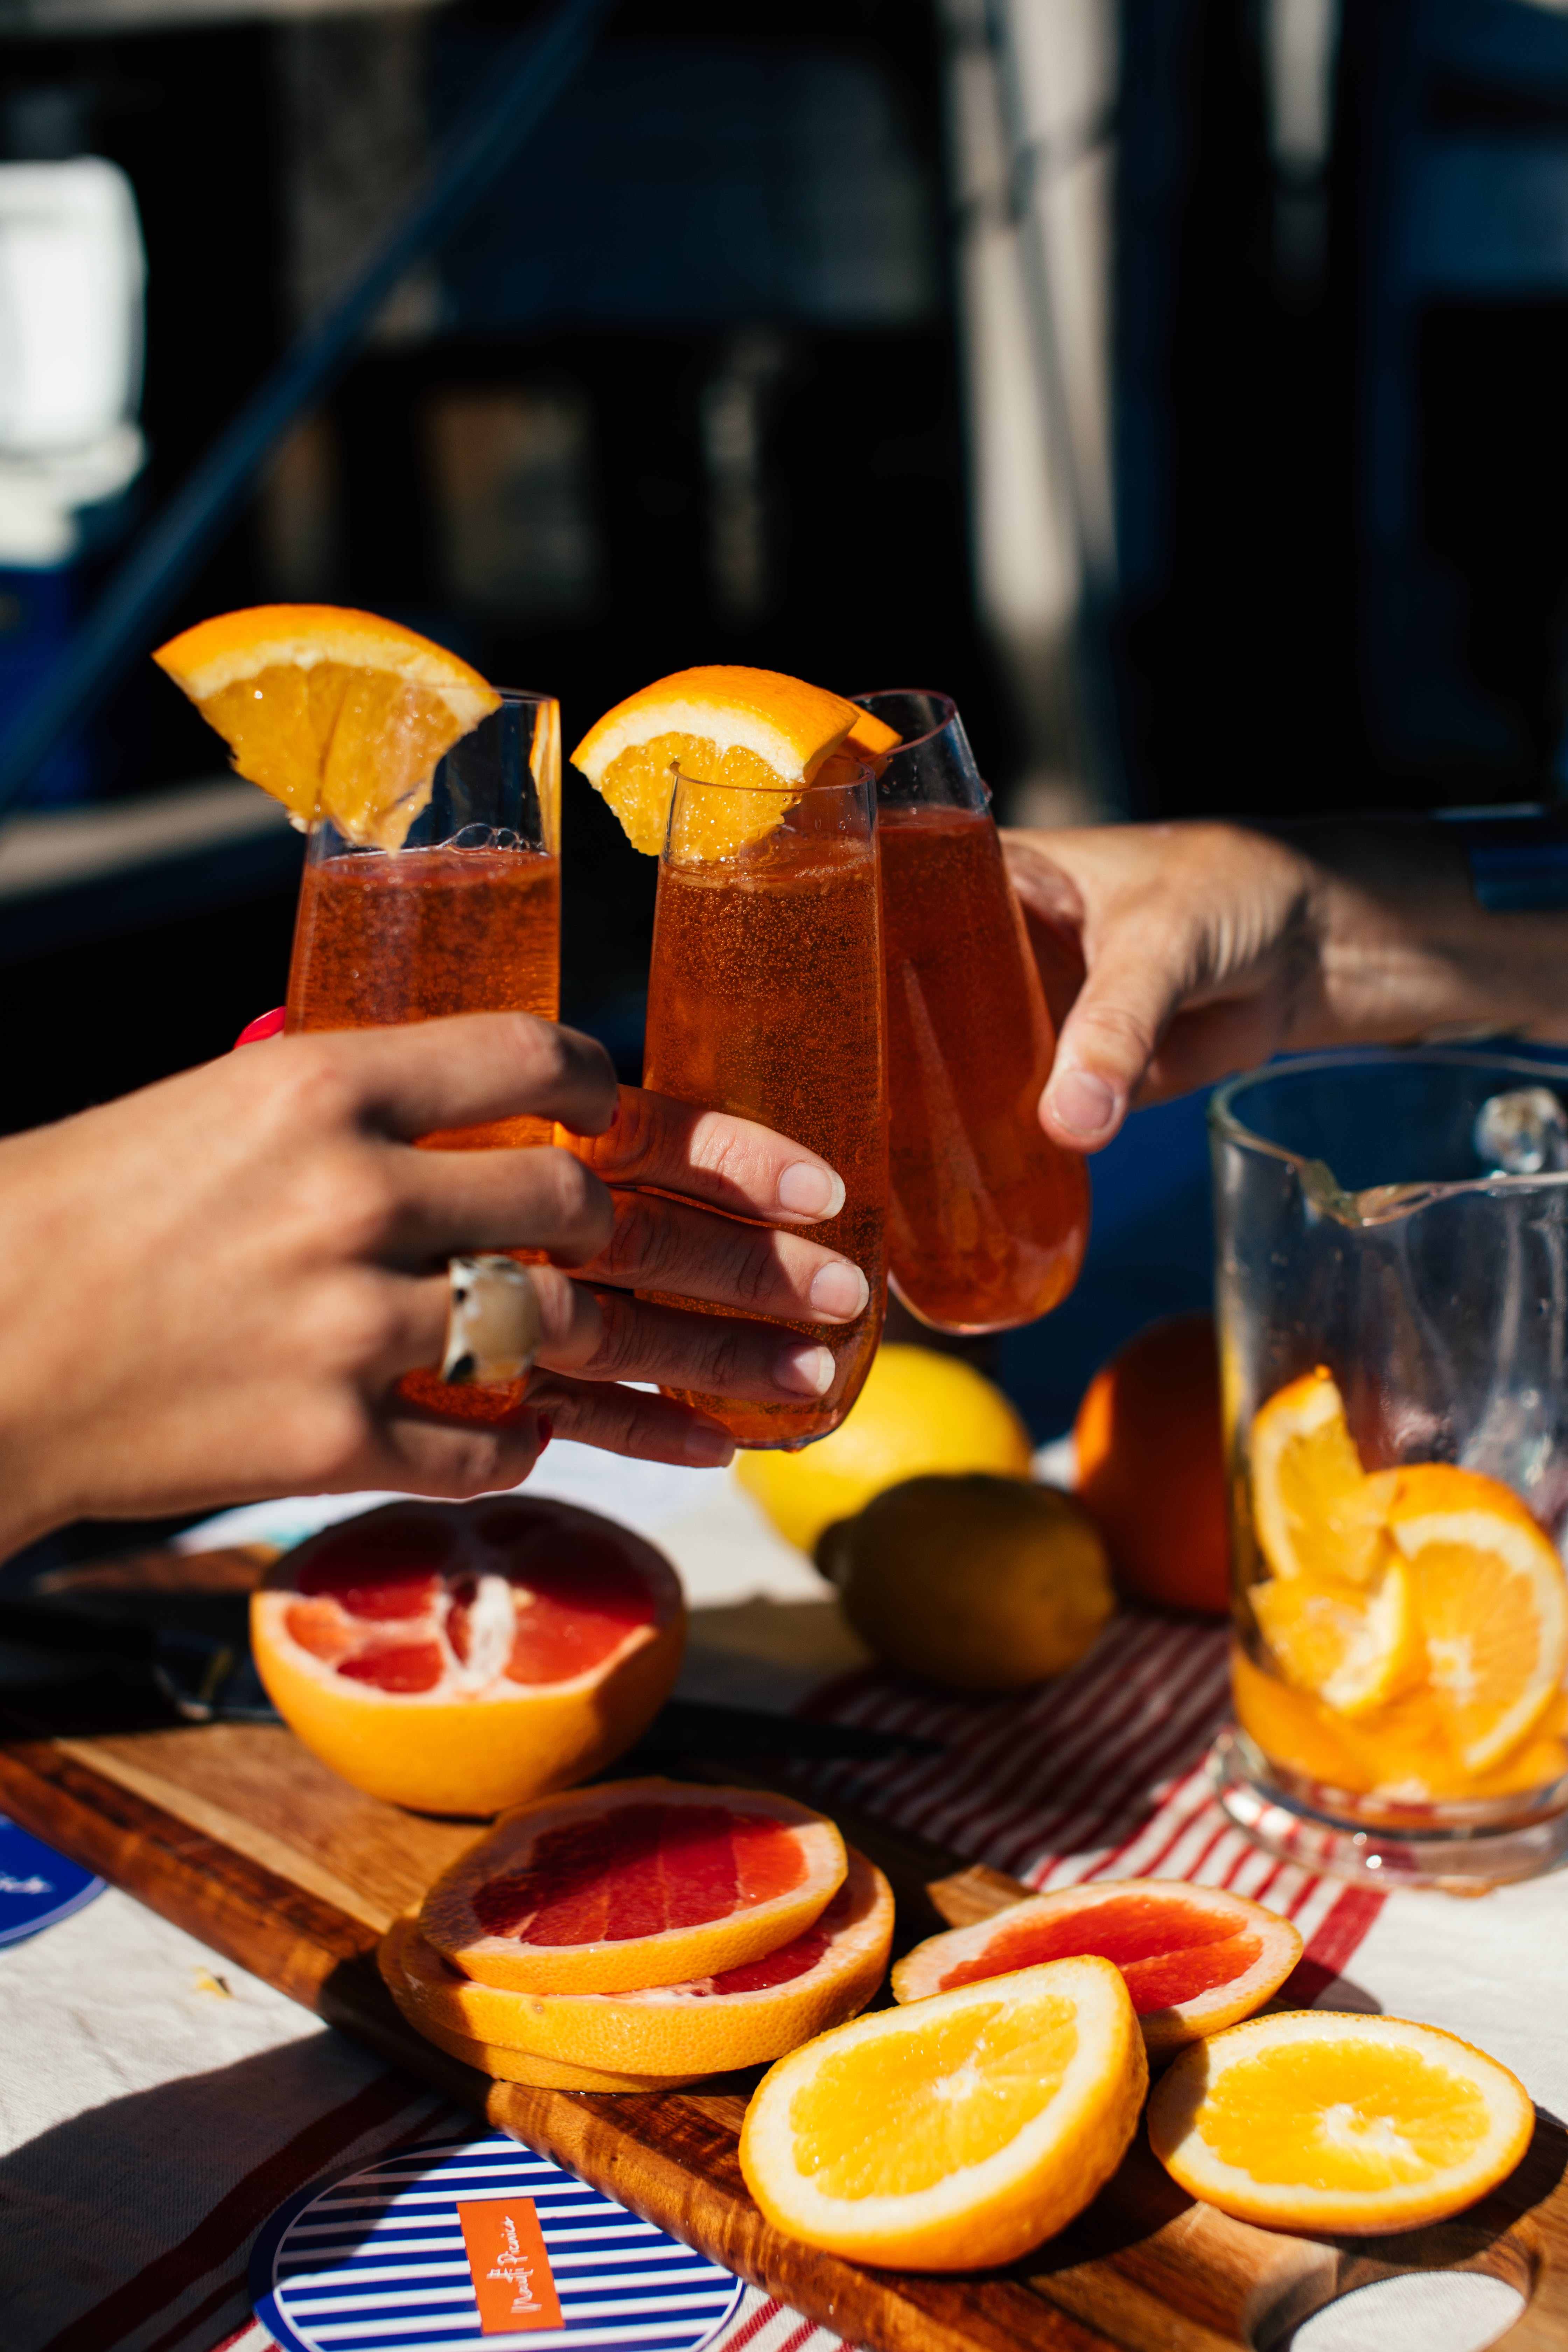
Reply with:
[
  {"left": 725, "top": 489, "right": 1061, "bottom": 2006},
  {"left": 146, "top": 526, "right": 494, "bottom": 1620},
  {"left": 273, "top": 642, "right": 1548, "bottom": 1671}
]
[
  {"left": 815, "top": 1474, "right": 1115, "bottom": 1693},
  {"left": 735, "top": 1344, "right": 1033, "bottom": 1555}
]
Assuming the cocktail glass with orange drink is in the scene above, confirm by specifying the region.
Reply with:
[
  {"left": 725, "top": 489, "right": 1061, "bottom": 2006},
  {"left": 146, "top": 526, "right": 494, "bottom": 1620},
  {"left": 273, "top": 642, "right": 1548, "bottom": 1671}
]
[
  {"left": 853, "top": 690, "right": 1089, "bottom": 1333},
  {"left": 1210, "top": 1048, "right": 1568, "bottom": 1888},
  {"left": 642, "top": 760, "right": 887, "bottom": 1449}
]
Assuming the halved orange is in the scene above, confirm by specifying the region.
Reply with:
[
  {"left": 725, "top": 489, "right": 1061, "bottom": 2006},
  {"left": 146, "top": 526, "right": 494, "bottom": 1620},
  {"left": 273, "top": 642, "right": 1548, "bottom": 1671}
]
[
  {"left": 891, "top": 1878, "right": 1302, "bottom": 2054},
  {"left": 1248, "top": 1369, "right": 1393, "bottom": 1585},
  {"left": 1148, "top": 2009, "right": 1533, "bottom": 2234},
  {"left": 570, "top": 665, "right": 863, "bottom": 858},
  {"left": 250, "top": 1499, "right": 685, "bottom": 1816},
  {"left": 738, "top": 1956, "right": 1147, "bottom": 2270},
  {"left": 154, "top": 603, "right": 498, "bottom": 847},
  {"left": 1386, "top": 1464, "right": 1568, "bottom": 1771},
  {"left": 386, "top": 1848, "right": 892, "bottom": 2078},
  {"left": 419, "top": 1778, "right": 847, "bottom": 1996}
]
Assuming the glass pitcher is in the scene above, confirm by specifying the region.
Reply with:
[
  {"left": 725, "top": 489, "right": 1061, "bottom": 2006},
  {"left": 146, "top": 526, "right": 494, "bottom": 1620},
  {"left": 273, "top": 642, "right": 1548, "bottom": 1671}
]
[{"left": 1210, "top": 1048, "right": 1568, "bottom": 1889}]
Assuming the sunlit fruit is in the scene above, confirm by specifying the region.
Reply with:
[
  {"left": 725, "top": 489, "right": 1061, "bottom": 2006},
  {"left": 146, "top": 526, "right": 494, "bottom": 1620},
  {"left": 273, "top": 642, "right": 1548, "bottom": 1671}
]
[
  {"left": 815, "top": 1472, "right": 1113, "bottom": 1692},
  {"left": 1248, "top": 1368, "right": 1393, "bottom": 1586},
  {"left": 154, "top": 603, "right": 498, "bottom": 847},
  {"left": 1073, "top": 1314, "right": 1230, "bottom": 1614},
  {"left": 570, "top": 665, "right": 874, "bottom": 857},
  {"left": 250, "top": 1498, "right": 685, "bottom": 1815},
  {"left": 738, "top": 1956, "right": 1147, "bottom": 2269},
  {"left": 418, "top": 1778, "right": 847, "bottom": 1996},
  {"left": 738, "top": 1343, "right": 1034, "bottom": 1556},
  {"left": 1148, "top": 2009, "right": 1533, "bottom": 2234},
  {"left": 1250, "top": 1562, "right": 1423, "bottom": 1717},
  {"left": 385, "top": 1847, "right": 892, "bottom": 2080},
  {"left": 892, "top": 1877, "right": 1302, "bottom": 2054}
]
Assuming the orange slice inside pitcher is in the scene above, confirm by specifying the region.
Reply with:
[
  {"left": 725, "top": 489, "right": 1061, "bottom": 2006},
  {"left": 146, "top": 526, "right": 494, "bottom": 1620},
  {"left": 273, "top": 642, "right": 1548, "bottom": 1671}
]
[
  {"left": 250, "top": 1499, "right": 685, "bottom": 1815},
  {"left": 419, "top": 1778, "right": 848, "bottom": 1995},
  {"left": 891, "top": 1878, "right": 1302, "bottom": 2054},
  {"left": 154, "top": 603, "right": 499, "bottom": 847},
  {"left": 1249, "top": 1369, "right": 1394, "bottom": 1585}
]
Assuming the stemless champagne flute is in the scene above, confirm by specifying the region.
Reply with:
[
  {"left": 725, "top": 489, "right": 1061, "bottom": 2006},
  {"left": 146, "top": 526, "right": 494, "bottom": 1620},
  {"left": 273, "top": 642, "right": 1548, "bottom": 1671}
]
[
  {"left": 286, "top": 687, "right": 560, "bottom": 1415},
  {"left": 856, "top": 688, "right": 1089, "bottom": 1334},
  {"left": 642, "top": 761, "right": 888, "bottom": 1449}
]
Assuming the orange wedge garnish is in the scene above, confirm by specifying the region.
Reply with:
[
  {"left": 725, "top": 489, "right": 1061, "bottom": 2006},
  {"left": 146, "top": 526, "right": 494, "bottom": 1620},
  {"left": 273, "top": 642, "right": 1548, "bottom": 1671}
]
[
  {"left": 738, "top": 1956, "right": 1146, "bottom": 2270},
  {"left": 1149, "top": 2009, "right": 1533, "bottom": 2234},
  {"left": 570, "top": 664, "right": 874, "bottom": 858},
  {"left": 154, "top": 603, "right": 499, "bottom": 847}
]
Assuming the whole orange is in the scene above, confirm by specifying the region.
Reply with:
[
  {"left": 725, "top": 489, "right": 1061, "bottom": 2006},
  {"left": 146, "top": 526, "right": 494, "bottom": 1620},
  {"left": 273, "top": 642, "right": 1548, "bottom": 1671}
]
[{"left": 1073, "top": 1314, "right": 1230, "bottom": 1614}]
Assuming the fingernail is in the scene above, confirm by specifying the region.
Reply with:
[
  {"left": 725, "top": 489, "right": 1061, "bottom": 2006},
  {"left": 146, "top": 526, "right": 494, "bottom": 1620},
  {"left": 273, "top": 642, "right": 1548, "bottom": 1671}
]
[
  {"left": 234, "top": 1007, "right": 286, "bottom": 1048},
  {"left": 777, "top": 1161, "right": 846, "bottom": 1219},
  {"left": 683, "top": 1421, "right": 735, "bottom": 1466},
  {"left": 534, "top": 1414, "right": 554, "bottom": 1451},
  {"left": 1050, "top": 1067, "right": 1118, "bottom": 1137},
  {"left": 774, "top": 1342, "right": 835, "bottom": 1396},
  {"left": 809, "top": 1260, "right": 869, "bottom": 1320}
]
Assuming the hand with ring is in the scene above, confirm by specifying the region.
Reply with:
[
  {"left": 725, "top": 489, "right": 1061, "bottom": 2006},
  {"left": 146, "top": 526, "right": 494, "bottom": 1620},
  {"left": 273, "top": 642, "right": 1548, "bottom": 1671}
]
[{"left": 0, "top": 1011, "right": 871, "bottom": 1561}]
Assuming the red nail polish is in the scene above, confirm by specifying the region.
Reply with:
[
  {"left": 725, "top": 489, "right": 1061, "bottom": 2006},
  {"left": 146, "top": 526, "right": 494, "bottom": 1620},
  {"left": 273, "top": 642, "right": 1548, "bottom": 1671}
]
[
  {"left": 535, "top": 1414, "right": 554, "bottom": 1450},
  {"left": 234, "top": 1007, "right": 287, "bottom": 1048}
]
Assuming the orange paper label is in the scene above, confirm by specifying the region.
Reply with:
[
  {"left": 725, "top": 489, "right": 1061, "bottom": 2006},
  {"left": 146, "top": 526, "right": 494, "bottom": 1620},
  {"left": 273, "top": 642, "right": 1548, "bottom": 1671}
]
[{"left": 458, "top": 2196, "right": 564, "bottom": 2334}]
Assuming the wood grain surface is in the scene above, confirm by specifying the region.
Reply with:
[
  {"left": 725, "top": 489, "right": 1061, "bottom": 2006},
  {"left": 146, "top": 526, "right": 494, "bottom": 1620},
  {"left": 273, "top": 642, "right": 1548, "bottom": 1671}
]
[{"left": 2, "top": 1547, "right": 1565, "bottom": 2352}]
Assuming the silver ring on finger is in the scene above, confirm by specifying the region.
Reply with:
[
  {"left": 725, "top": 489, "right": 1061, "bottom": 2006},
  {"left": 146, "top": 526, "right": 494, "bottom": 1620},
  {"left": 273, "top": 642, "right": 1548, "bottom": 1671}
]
[{"left": 441, "top": 1255, "right": 545, "bottom": 1385}]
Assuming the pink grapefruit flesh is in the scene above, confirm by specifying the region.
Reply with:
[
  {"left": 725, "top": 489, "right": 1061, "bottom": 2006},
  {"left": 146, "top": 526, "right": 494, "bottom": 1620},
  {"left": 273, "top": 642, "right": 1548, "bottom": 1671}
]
[{"left": 891, "top": 1878, "right": 1303, "bottom": 2053}]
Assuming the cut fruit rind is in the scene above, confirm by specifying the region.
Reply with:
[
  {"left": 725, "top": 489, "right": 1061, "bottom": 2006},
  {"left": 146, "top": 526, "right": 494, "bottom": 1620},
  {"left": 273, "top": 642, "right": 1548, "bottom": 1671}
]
[
  {"left": 738, "top": 1955, "right": 1147, "bottom": 2271},
  {"left": 891, "top": 1877, "right": 1302, "bottom": 2054},
  {"left": 384, "top": 1848, "right": 893, "bottom": 2078},
  {"left": 1249, "top": 1370, "right": 1393, "bottom": 1586},
  {"left": 377, "top": 1951, "right": 704, "bottom": 2093},
  {"left": 250, "top": 1499, "right": 685, "bottom": 1815},
  {"left": 154, "top": 603, "right": 499, "bottom": 849},
  {"left": 1148, "top": 2009, "right": 1533, "bottom": 2234},
  {"left": 420, "top": 1778, "right": 848, "bottom": 1996},
  {"left": 570, "top": 665, "right": 865, "bottom": 859}
]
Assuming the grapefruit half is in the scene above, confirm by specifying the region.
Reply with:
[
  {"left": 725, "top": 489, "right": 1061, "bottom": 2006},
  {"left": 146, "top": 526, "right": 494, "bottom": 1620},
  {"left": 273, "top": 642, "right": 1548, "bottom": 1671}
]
[
  {"left": 251, "top": 1498, "right": 685, "bottom": 1815},
  {"left": 891, "top": 1878, "right": 1303, "bottom": 2054},
  {"left": 387, "top": 1847, "right": 892, "bottom": 2078},
  {"left": 419, "top": 1777, "right": 848, "bottom": 1995}
]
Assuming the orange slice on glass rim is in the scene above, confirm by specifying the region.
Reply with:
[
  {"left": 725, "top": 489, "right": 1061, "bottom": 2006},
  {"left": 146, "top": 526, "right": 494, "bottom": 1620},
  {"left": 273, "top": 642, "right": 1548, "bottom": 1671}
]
[
  {"left": 419, "top": 1777, "right": 848, "bottom": 1995},
  {"left": 738, "top": 1955, "right": 1147, "bottom": 2270},
  {"left": 570, "top": 665, "right": 894, "bottom": 859},
  {"left": 1249, "top": 1368, "right": 1394, "bottom": 1586},
  {"left": 1148, "top": 2009, "right": 1533, "bottom": 2234},
  {"left": 154, "top": 603, "right": 499, "bottom": 847},
  {"left": 891, "top": 1878, "right": 1302, "bottom": 2055},
  {"left": 385, "top": 1848, "right": 892, "bottom": 2079}
]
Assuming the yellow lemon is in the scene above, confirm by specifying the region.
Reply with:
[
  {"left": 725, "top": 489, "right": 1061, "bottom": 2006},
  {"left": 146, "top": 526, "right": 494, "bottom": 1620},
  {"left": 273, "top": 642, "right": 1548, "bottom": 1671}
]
[
  {"left": 736, "top": 1343, "right": 1033, "bottom": 1556},
  {"left": 815, "top": 1473, "right": 1114, "bottom": 1693}
]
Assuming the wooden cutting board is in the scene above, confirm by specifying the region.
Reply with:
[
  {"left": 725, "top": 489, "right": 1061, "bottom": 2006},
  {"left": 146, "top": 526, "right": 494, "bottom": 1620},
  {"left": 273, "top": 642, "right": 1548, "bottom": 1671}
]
[{"left": 1, "top": 1546, "right": 1564, "bottom": 2352}]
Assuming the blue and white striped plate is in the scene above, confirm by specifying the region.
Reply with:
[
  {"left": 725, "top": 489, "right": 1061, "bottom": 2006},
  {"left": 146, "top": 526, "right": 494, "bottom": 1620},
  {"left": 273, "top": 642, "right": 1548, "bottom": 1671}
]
[
  {"left": 0, "top": 1814, "right": 104, "bottom": 1946},
  {"left": 250, "top": 2132, "right": 746, "bottom": 2352}
]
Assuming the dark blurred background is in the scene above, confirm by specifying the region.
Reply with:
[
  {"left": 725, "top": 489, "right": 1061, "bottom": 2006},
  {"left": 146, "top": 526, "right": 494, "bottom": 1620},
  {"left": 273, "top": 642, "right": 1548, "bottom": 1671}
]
[{"left": 4, "top": 0, "right": 1568, "bottom": 1447}]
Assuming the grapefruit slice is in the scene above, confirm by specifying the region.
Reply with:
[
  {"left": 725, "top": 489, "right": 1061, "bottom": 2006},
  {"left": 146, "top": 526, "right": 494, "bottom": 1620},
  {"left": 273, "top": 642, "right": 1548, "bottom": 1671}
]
[
  {"left": 250, "top": 1498, "right": 685, "bottom": 1815},
  {"left": 386, "top": 1848, "right": 892, "bottom": 2079},
  {"left": 739, "top": 1956, "right": 1147, "bottom": 2270},
  {"left": 419, "top": 1777, "right": 847, "bottom": 1996},
  {"left": 891, "top": 1878, "right": 1303, "bottom": 2054},
  {"left": 569, "top": 665, "right": 863, "bottom": 858},
  {"left": 154, "top": 603, "right": 499, "bottom": 848},
  {"left": 1149, "top": 2010, "right": 1533, "bottom": 2234}
]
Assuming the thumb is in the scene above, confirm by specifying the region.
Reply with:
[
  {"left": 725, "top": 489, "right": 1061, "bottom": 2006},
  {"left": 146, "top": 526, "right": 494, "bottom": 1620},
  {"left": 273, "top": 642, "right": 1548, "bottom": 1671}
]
[{"left": 1041, "top": 918, "right": 1191, "bottom": 1152}]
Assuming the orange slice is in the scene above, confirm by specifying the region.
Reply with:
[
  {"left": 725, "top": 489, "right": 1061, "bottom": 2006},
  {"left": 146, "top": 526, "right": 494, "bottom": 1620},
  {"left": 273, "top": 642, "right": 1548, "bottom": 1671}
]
[
  {"left": 154, "top": 603, "right": 499, "bottom": 847},
  {"left": 891, "top": 1878, "right": 1302, "bottom": 2055},
  {"left": 250, "top": 1499, "right": 685, "bottom": 1816},
  {"left": 1148, "top": 2010, "right": 1533, "bottom": 2234},
  {"left": 569, "top": 665, "right": 862, "bottom": 858},
  {"left": 1249, "top": 1369, "right": 1393, "bottom": 1585},
  {"left": 738, "top": 1956, "right": 1147, "bottom": 2270},
  {"left": 386, "top": 1848, "right": 892, "bottom": 2078},
  {"left": 1386, "top": 1464, "right": 1568, "bottom": 1771},
  {"left": 419, "top": 1778, "right": 847, "bottom": 1996},
  {"left": 1250, "top": 1562, "right": 1423, "bottom": 1717}
]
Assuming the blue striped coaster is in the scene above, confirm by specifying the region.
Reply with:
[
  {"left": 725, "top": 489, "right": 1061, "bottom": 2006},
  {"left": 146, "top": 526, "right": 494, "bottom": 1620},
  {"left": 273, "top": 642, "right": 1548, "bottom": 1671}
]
[
  {"left": 0, "top": 1814, "right": 104, "bottom": 1946},
  {"left": 250, "top": 2132, "right": 746, "bottom": 2352}
]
